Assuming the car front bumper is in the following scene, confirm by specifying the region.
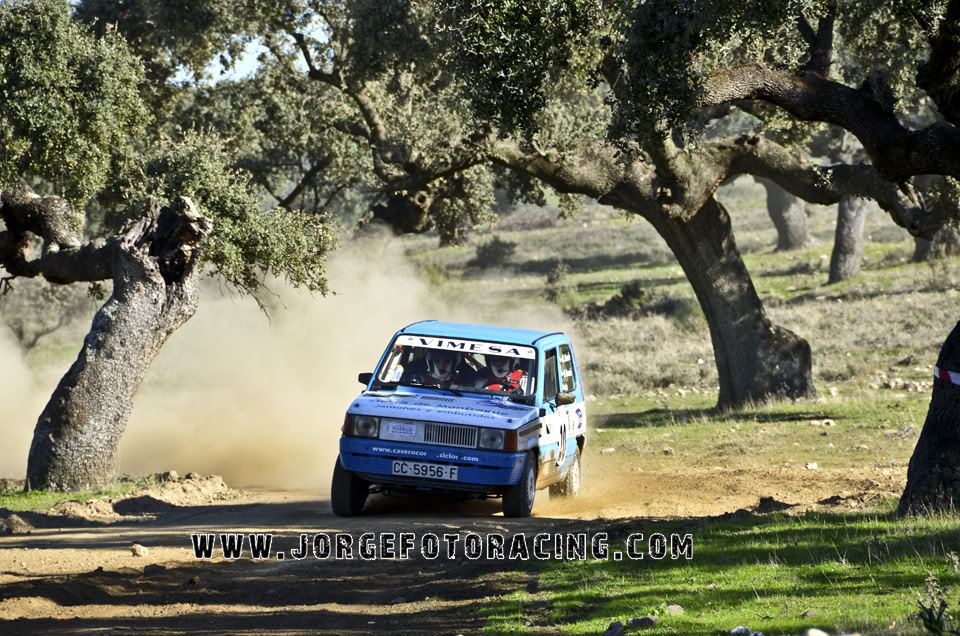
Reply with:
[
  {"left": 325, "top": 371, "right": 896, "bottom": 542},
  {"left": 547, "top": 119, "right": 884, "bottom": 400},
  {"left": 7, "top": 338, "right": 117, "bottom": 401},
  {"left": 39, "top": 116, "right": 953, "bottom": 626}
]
[{"left": 339, "top": 436, "right": 527, "bottom": 493}]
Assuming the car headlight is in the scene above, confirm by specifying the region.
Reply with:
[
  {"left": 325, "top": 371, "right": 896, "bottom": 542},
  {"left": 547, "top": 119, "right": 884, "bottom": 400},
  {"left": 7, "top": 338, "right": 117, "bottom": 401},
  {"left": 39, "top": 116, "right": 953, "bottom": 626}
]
[
  {"left": 478, "top": 428, "right": 505, "bottom": 450},
  {"left": 354, "top": 415, "right": 379, "bottom": 438}
]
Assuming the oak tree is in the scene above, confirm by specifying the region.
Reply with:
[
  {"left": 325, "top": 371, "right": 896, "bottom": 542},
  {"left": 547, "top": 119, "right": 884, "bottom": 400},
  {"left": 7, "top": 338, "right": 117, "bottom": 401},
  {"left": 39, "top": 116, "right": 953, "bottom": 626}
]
[
  {"left": 0, "top": 0, "right": 335, "bottom": 490},
  {"left": 440, "top": 0, "right": 960, "bottom": 511}
]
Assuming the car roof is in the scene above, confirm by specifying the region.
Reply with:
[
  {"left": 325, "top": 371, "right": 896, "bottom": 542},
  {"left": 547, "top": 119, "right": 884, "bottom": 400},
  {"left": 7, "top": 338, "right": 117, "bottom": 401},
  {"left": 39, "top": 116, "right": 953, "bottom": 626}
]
[{"left": 399, "top": 320, "right": 563, "bottom": 346}]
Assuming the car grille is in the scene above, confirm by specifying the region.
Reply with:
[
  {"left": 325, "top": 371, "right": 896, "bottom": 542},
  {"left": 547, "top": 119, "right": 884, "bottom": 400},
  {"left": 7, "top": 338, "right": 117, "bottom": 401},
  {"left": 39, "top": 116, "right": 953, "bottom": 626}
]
[{"left": 423, "top": 422, "right": 477, "bottom": 448}]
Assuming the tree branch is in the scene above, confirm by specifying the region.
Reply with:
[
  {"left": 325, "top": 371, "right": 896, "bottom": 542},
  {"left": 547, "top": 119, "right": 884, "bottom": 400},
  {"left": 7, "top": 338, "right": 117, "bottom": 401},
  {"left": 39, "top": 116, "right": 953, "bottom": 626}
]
[
  {"left": 701, "top": 64, "right": 960, "bottom": 182},
  {"left": 22, "top": 312, "right": 70, "bottom": 351},
  {"left": 290, "top": 31, "right": 320, "bottom": 76},
  {"left": 277, "top": 157, "right": 332, "bottom": 210},
  {"left": 1, "top": 184, "right": 83, "bottom": 252},
  {"left": 0, "top": 194, "right": 211, "bottom": 286},
  {"left": 257, "top": 176, "right": 283, "bottom": 203},
  {"left": 284, "top": 25, "right": 418, "bottom": 184},
  {"left": 704, "top": 135, "right": 943, "bottom": 238},
  {"left": 332, "top": 118, "right": 371, "bottom": 141},
  {"left": 600, "top": 50, "right": 684, "bottom": 202},
  {"left": 796, "top": 15, "right": 817, "bottom": 46},
  {"left": 801, "top": 0, "right": 836, "bottom": 74},
  {"left": 485, "top": 136, "right": 658, "bottom": 214},
  {"left": 0, "top": 235, "right": 113, "bottom": 284},
  {"left": 486, "top": 131, "right": 944, "bottom": 240}
]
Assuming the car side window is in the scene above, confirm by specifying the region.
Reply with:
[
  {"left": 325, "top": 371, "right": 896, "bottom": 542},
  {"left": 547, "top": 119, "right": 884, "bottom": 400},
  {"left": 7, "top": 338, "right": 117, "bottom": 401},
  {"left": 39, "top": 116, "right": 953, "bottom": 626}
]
[
  {"left": 559, "top": 344, "right": 577, "bottom": 392},
  {"left": 543, "top": 348, "right": 558, "bottom": 402}
]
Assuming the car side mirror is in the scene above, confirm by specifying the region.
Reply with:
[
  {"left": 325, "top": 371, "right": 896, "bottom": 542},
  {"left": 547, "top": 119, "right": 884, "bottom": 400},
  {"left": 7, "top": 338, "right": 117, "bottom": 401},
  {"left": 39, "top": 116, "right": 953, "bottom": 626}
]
[
  {"left": 557, "top": 392, "right": 576, "bottom": 406},
  {"left": 358, "top": 372, "right": 373, "bottom": 385}
]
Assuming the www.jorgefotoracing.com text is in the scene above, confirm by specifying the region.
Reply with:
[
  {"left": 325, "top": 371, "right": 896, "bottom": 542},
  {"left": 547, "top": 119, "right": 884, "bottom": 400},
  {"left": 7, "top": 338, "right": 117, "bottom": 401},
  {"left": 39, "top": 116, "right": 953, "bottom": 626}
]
[{"left": 190, "top": 531, "right": 693, "bottom": 561}]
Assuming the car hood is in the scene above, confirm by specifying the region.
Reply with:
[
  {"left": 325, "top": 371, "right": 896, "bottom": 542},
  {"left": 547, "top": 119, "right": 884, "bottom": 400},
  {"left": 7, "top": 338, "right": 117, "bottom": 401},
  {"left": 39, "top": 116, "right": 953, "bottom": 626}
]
[{"left": 348, "top": 390, "right": 538, "bottom": 430}]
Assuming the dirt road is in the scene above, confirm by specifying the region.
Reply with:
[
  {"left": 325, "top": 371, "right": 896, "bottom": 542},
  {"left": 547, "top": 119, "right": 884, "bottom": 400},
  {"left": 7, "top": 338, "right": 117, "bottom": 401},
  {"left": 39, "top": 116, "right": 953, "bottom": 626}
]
[{"left": 0, "top": 458, "right": 904, "bottom": 635}]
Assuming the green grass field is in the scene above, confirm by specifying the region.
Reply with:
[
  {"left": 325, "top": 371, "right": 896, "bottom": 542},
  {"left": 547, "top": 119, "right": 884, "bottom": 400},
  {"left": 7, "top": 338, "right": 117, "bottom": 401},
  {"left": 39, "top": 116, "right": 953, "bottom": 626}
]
[
  {"left": 468, "top": 392, "right": 958, "bottom": 635},
  {"left": 481, "top": 509, "right": 959, "bottom": 635}
]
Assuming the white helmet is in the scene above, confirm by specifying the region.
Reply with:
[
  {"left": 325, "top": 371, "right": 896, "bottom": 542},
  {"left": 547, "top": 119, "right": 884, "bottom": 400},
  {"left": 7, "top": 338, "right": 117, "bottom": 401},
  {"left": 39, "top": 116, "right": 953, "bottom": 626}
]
[
  {"left": 426, "top": 349, "right": 460, "bottom": 381},
  {"left": 487, "top": 354, "right": 516, "bottom": 379}
]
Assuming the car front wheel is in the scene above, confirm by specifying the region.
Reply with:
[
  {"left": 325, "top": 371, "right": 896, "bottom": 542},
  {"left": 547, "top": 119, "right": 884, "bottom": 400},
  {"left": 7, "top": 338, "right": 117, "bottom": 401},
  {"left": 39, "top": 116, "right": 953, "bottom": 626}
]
[
  {"left": 503, "top": 452, "right": 536, "bottom": 518},
  {"left": 331, "top": 455, "right": 369, "bottom": 516}
]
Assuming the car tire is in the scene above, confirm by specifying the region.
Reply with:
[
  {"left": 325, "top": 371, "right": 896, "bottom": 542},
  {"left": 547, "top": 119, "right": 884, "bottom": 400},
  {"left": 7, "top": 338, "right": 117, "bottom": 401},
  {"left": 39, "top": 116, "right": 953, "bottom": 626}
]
[
  {"left": 503, "top": 452, "right": 536, "bottom": 518},
  {"left": 331, "top": 455, "right": 369, "bottom": 517},
  {"left": 549, "top": 446, "right": 581, "bottom": 498}
]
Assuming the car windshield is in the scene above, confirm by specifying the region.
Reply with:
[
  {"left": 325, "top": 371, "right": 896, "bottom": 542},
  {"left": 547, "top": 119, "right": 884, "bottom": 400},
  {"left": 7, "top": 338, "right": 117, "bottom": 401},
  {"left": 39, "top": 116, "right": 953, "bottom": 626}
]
[{"left": 375, "top": 335, "right": 537, "bottom": 398}]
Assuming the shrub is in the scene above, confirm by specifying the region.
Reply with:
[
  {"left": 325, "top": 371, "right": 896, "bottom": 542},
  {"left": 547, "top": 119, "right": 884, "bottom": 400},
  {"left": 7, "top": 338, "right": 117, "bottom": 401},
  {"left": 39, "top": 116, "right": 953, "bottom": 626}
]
[
  {"left": 926, "top": 257, "right": 960, "bottom": 292},
  {"left": 545, "top": 261, "right": 570, "bottom": 303},
  {"left": 600, "top": 280, "right": 646, "bottom": 315},
  {"left": 474, "top": 236, "right": 517, "bottom": 268},
  {"left": 416, "top": 261, "right": 451, "bottom": 288},
  {"left": 643, "top": 295, "right": 705, "bottom": 332}
]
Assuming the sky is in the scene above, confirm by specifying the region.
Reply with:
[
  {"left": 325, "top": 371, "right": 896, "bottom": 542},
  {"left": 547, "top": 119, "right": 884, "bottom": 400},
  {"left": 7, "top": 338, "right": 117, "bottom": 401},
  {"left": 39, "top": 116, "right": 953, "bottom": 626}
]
[{"left": 174, "top": 40, "right": 267, "bottom": 85}]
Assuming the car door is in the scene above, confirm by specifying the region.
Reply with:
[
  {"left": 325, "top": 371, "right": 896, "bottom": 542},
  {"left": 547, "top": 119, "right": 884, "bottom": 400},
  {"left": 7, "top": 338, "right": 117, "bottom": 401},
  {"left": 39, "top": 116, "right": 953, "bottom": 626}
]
[
  {"left": 557, "top": 343, "right": 585, "bottom": 465},
  {"left": 539, "top": 347, "right": 567, "bottom": 470}
]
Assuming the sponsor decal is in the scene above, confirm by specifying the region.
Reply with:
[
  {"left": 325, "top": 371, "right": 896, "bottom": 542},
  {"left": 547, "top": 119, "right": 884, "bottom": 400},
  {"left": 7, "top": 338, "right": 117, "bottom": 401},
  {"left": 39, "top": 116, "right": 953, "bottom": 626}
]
[
  {"left": 371, "top": 446, "right": 427, "bottom": 456},
  {"left": 396, "top": 335, "right": 536, "bottom": 360},
  {"left": 386, "top": 422, "right": 416, "bottom": 437},
  {"left": 353, "top": 398, "right": 535, "bottom": 423}
]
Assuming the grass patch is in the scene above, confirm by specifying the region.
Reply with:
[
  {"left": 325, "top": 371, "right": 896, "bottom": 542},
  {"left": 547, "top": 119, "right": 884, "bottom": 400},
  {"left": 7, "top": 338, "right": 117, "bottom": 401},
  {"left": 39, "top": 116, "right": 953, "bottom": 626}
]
[
  {"left": 0, "top": 476, "right": 155, "bottom": 513},
  {"left": 590, "top": 393, "right": 925, "bottom": 470},
  {"left": 483, "top": 507, "right": 960, "bottom": 635},
  {"left": 475, "top": 394, "right": 949, "bottom": 634}
]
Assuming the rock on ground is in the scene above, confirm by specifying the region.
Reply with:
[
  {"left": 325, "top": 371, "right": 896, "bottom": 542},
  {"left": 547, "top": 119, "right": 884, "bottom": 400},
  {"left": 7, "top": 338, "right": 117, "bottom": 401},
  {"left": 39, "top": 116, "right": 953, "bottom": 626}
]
[
  {"left": 0, "top": 511, "right": 33, "bottom": 534},
  {"left": 628, "top": 616, "right": 658, "bottom": 628},
  {"left": 603, "top": 620, "right": 625, "bottom": 636}
]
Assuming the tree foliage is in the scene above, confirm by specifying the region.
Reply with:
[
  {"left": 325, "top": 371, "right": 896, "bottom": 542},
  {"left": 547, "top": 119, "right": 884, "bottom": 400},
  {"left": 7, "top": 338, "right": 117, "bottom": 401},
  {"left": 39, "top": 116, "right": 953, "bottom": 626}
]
[
  {"left": 0, "top": 0, "right": 149, "bottom": 205},
  {"left": 116, "top": 130, "right": 336, "bottom": 296},
  {"left": 75, "top": 0, "right": 504, "bottom": 244},
  {"left": 436, "top": 0, "right": 606, "bottom": 138},
  {"left": 0, "top": 0, "right": 335, "bottom": 300}
]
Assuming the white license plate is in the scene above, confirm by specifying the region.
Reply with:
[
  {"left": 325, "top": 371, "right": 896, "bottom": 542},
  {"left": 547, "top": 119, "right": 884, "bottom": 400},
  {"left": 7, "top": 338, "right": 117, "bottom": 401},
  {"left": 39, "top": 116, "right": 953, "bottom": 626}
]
[{"left": 391, "top": 460, "right": 458, "bottom": 481}]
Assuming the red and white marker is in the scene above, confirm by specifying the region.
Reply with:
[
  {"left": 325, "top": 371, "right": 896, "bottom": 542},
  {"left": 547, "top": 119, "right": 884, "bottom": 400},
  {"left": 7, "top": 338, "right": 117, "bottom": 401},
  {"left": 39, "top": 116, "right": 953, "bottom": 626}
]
[{"left": 934, "top": 366, "right": 960, "bottom": 385}]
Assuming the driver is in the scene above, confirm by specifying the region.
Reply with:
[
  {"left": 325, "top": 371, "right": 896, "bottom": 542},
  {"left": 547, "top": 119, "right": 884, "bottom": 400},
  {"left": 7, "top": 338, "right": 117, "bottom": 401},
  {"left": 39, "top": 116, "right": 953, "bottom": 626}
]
[
  {"left": 400, "top": 348, "right": 462, "bottom": 388},
  {"left": 476, "top": 354, "right": 525, "bottom": 393}
]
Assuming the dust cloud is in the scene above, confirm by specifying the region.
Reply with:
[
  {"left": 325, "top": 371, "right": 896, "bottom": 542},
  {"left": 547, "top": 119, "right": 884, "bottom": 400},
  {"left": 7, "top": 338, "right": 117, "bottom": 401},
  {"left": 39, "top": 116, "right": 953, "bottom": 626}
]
[
  {"left": 119, "top": 237, "right": 574, "bottom": 490},
  {"left": 0, "top": 329, "right": 53, "bottom": 479},
  {"left": 0, "top": 235, "right": 574, "bottom": 489}
]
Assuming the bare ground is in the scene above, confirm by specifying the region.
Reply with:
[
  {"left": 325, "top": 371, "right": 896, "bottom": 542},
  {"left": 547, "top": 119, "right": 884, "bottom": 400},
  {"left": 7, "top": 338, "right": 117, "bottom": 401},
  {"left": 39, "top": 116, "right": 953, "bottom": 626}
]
[{"left": 0, "top": 456, "right": 905, "bottom": 635}]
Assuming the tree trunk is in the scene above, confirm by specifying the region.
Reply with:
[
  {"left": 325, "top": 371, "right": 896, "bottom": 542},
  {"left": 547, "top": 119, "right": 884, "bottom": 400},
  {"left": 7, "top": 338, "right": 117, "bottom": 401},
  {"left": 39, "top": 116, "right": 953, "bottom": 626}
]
[
  {"left": 828, "top": 194, "right": 868, "bottom": 284},
  {"left": 913, "top": 235, "right": 934, "bottom": 262},
  {"left": 648, "top": 197, "right": 816, "bottom": 410},
  {"left": 25, "top": 200, "right": 211, "bottom": 491},
  {"left": 371, "top": 192, "right": 432, "bottom": 234},
  {"left": 913, "top": 225, "right": 960, "bottom": 262},
  {"left": 756, "top": 177, "right": 809, "bottom": 251},
  {"left": 898, "top": 320, "right": 960, "bottom": 515}
]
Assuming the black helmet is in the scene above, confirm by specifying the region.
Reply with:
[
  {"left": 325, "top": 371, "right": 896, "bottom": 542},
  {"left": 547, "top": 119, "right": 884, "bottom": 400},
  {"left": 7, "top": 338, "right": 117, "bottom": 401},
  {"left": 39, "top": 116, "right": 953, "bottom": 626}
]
[{"left": 426, "top": 349, "right": 460, "bottom": 381}]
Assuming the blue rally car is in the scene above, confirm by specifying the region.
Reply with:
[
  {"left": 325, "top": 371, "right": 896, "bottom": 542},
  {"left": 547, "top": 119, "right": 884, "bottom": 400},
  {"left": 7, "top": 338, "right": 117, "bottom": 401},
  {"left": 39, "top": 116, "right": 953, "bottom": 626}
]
[{"left": 332, "top": 320, "right": 587, "bottom": 517}]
